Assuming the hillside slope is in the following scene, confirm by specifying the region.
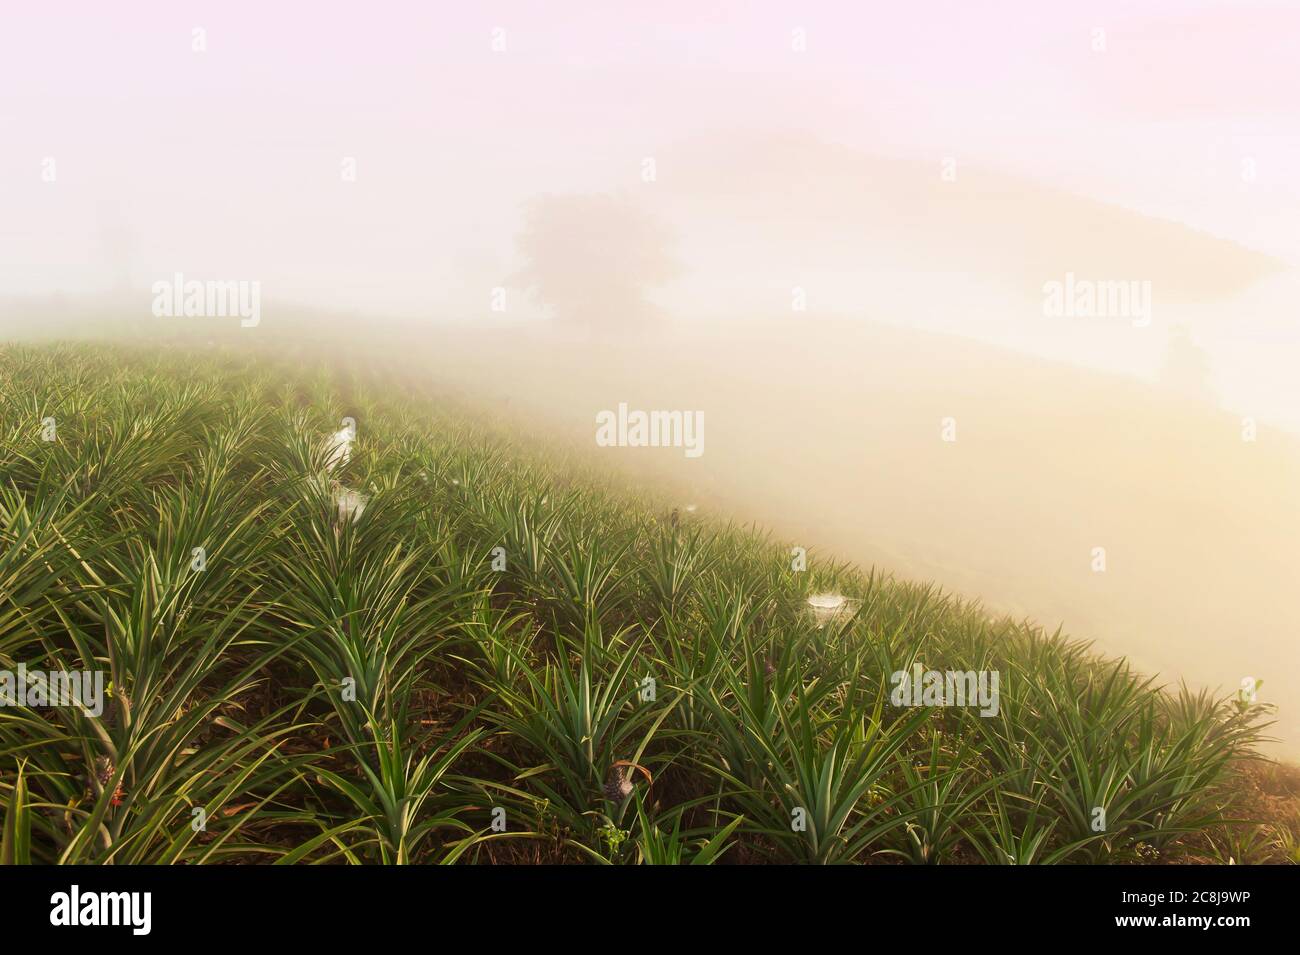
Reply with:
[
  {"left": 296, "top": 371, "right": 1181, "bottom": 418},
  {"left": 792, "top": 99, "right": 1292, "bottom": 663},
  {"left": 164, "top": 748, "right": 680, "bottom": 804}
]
[{"left": 0, "top": 342, "right": 1294, "bottom": 864}]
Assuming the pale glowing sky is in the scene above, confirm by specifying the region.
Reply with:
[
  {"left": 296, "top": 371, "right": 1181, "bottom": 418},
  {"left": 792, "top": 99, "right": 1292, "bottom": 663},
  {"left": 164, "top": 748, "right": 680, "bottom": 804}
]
[
  {"left": 3, "top": 1, "right": 1299, "bottom": 422},
  {"left": 2, "top": 2, "right": 1298, "bottom": 747}
]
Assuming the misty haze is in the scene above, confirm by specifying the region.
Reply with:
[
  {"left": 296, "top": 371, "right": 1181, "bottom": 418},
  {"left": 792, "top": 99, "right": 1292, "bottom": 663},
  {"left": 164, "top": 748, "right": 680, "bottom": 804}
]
[{"left": 1, "top": 0, "right": 1297, "bottom": 885}]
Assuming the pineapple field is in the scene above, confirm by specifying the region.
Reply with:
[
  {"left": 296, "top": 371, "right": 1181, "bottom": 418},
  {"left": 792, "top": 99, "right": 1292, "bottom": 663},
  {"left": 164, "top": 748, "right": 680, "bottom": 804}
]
[{"left": 1, "top": 342, "right": 1295, "bottom": 865}]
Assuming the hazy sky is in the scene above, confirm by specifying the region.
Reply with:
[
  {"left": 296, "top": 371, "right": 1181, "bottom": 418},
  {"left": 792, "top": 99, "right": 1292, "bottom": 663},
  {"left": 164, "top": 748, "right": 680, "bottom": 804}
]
[
  {"left": 2, "top": 1, "right": 1296, "bottom": 749},
  {"left": 3, "top": 0, "right": 1299, "bottom": 421}
]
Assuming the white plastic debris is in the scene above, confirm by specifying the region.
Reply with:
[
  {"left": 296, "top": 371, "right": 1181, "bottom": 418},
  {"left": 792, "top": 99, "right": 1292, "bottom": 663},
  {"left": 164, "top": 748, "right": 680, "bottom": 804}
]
[
  {"left": 334, "top": 487, "right": 368, "bottom": 523},
  {"left": 806, "top": 592, "right": 856, "bottom": 626},
  {"left": 324, "top": 421, "right": 355, "bottom": 471}
]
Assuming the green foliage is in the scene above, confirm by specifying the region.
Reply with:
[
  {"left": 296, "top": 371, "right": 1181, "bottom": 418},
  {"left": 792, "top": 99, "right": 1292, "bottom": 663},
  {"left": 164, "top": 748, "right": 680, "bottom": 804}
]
[{"left": 0, "top": 343, "right": 1283, "bottom": 864}]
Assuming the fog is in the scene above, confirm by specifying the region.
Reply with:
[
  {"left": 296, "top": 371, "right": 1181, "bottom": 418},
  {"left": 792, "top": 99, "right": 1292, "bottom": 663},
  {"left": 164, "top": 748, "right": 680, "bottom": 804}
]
[{"left": 2, "top": 1, "right": 1297, "bottom": 754}]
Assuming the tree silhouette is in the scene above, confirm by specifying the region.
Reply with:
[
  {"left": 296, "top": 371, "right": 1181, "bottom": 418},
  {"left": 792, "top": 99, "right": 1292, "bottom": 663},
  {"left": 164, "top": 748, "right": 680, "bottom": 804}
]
[
  {"left": 1160, "top": 324, "right": 1217, "bottom": 406},
  {"left": 513, "top": 193, "right": 679, "bottom": 333}
]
